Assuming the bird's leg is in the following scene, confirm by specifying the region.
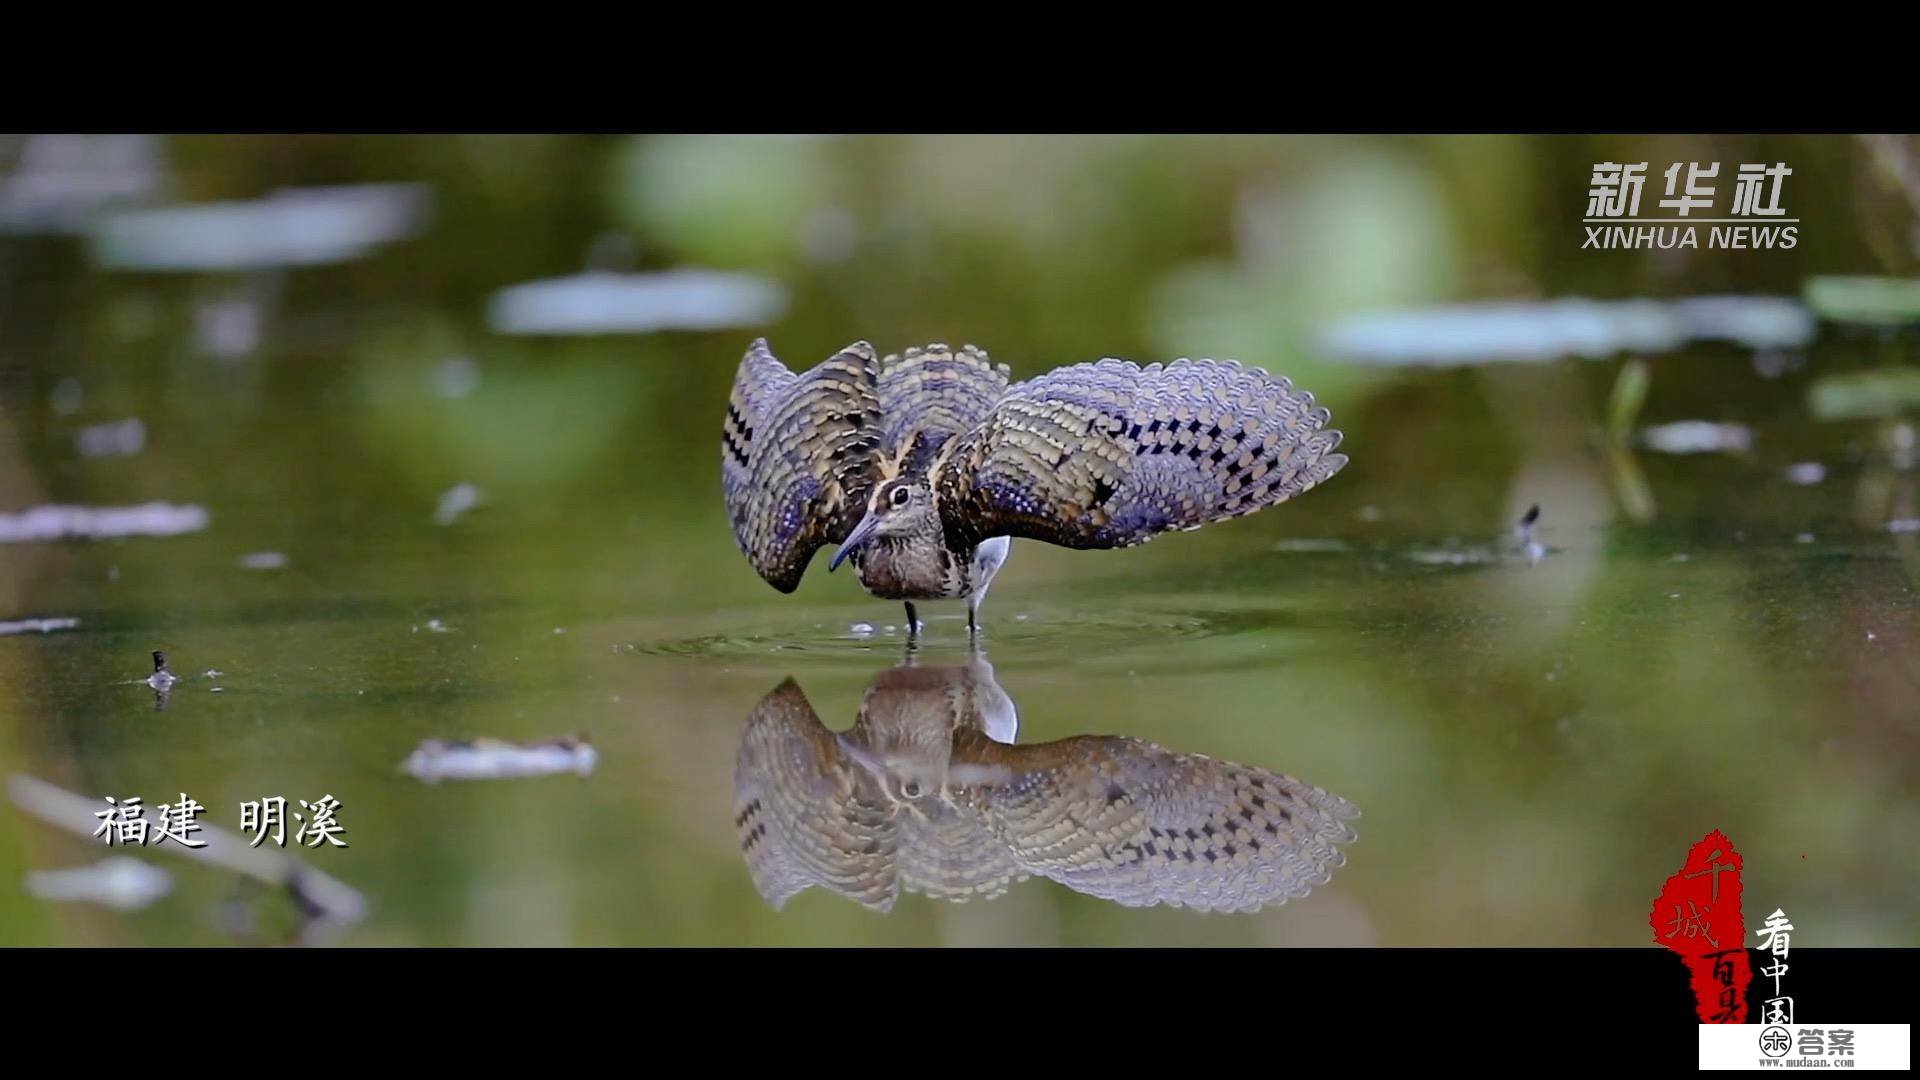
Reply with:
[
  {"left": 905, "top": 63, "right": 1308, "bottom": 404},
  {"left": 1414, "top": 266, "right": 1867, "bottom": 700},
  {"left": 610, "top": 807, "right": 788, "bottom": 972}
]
[
  {"left": 967, "top": 600, "right": 978, "bottom": 639},
  {"left": 904, "top": 601, "right": 919, "bottom": 639}
]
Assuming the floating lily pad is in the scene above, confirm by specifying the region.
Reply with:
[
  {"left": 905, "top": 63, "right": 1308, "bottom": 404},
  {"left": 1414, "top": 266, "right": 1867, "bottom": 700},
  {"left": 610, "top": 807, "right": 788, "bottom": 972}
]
[
  {"left": 487, "top": 269, "right": 786, "bottom": 335},
  {"left": 1639, "top": 421, "right": 1754, "bottom": 455},
  {"left": 89, "top": 184, "right": 429, "bottom": 271},
  {"left": 1803, "top": 276, "right": 1920, "bottom": 325},
  {"left": 1808, "top": 368, "right": 1920, "bottom": 420},
  {"left": 1319, "top": 297, "right": 1813, "bottom": 367}
]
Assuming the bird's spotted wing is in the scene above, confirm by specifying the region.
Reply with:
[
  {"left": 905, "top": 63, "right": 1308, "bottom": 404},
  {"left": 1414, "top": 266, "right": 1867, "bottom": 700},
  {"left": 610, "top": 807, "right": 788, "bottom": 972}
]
[
  {"left": 893, "top": 805, "right": 1028, "bottom": 904},
  {"left": 935, "top": 358, "right": 1346, "bottom": 550},
  {"left": 877, "top": 343, "right": 1010, "bottom": 474},
  {"left": 732, "top": 680, "right": 900, "bottom": 912},
  {"left": 721, "top": 339, "right": 883, "bottom": 592},
  {"left": 962, "top": 732, "right": 1359, "bottom": 913}
]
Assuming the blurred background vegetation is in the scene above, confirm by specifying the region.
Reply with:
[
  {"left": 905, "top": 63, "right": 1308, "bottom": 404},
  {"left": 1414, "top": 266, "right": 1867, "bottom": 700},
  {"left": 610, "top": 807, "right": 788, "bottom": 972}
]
[{"left": 0, "top": 134, "right": 1915, "bottom": 946}]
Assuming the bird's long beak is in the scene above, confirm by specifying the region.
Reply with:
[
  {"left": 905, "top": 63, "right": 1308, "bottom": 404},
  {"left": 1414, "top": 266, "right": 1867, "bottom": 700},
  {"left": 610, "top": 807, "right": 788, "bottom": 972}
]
[{"left": 829, "top": 512, "right": 880, "bottom": 572}]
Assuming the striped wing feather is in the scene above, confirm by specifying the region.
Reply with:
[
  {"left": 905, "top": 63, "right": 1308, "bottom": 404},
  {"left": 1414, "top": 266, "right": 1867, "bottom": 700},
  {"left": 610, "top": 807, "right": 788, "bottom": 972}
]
[
  {"left": 732, "top": 680, "right": 900, "bottom": 912},
  {"left": 936, "top": 358, "right": 1347, "bottom": 550},
  {"left": 876, "top": 343, "right": 1010, "bottom": 475},
  {"left": 959, "top": 732, "right": 1360, "bottom": 913},
  {"left": 721, "top": 339, "right": 883, "bottom": 593}
]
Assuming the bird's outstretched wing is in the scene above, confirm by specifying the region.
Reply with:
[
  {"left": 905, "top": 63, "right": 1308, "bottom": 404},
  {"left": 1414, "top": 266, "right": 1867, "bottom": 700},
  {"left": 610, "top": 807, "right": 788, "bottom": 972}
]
[
  {"left": 934, "top": 358, "right": 1346, "bottom": 550},
  {"left": 876, "top": 343, "right": 1010, "bottom": 474},
  {"left": 961, "top": 732, "right": 1359, "bottom": 913},
  {"left": 732, "top": 680, "right": 900, "bottom": 912},
  {"left": 721, "top": 339, "right": 883, "bottom": 592}
]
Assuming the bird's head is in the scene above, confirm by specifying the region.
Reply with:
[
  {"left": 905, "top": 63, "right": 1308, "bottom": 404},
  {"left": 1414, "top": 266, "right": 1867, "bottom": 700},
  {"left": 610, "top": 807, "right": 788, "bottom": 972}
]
[
  {"left": 829, "top": 478, "right": 938, "bottom": 571},
  {"left": 834, "top": 733, "right": 948, "bottom": 806}
]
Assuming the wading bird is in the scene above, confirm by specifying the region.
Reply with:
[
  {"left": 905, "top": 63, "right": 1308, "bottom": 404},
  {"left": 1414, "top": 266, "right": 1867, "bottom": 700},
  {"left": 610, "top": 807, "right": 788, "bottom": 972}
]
[
  {"left": 721, "top": 340, "right": 1348, "bottom": 634},
  {"left": 732, "top": 658, "right": 1360, "bottom": 913}
]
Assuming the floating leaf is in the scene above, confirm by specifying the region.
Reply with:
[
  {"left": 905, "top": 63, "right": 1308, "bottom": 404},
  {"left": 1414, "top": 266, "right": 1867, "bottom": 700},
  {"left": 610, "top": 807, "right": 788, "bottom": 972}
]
[
  {"left": 1320, "top": 297, "right": 1813, "bottom": 367},
  {"left": 1804, "top": 276, "right": 1920, "bottom": 325},
  {"left": 1809, "top": 369, "right": 1920, "bottom": 421}
]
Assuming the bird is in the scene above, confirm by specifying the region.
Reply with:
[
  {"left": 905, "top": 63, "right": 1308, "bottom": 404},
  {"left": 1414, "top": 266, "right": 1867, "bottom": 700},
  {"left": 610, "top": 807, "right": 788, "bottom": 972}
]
[
  {"left": 720, "top": 339, "right": 1349, "bottom": 635},
  {"left": 732, "top": 657, "right": 1360, "bottom": 914}
]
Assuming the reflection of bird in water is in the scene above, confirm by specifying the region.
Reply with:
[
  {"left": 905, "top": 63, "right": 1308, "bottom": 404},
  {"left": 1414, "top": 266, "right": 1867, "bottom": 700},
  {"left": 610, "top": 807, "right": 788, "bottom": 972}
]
[
  {"left": 732, "top": 657, "right": 1359, "bottom": 914},
  {"left": 721, "top": 339, "right": 1348, "bottom": 636}
]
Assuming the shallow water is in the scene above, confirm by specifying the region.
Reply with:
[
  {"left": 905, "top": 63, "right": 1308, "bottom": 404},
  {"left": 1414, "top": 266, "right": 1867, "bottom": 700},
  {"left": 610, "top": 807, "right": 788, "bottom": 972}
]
[
  {"left": 2, "top": 134, "right": 1917, "bottom": 946},
  {"left": 4, "top": 405, "right": 1914, "bottom": 946}
]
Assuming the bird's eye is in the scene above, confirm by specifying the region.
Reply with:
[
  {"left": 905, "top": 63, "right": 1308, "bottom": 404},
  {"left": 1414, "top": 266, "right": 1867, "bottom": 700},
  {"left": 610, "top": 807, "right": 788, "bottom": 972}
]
[
  {"left": 902, "top": 781, "right": 921, "bottom": 797},
  {"left": 889, "top": 487, "right": 910, "bottom": 507}
]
